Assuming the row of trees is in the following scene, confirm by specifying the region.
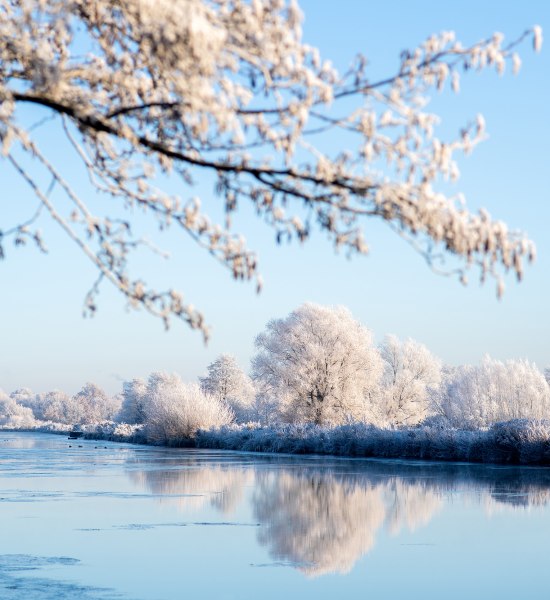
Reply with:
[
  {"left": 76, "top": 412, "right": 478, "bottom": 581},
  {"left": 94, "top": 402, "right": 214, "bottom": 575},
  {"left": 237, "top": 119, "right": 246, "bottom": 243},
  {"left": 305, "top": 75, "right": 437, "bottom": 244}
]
[
  {"left": 1, "top": 383, "right": 120, "bottom": 427},
  {"left": 2, "top": 303, "right": 550, "bottom": 433},
  {"left": 435, "top": 358, "right": 550, "bottom": 429},
  {"left": 202, "top": 304, "right": 550, "bottom": 429}
]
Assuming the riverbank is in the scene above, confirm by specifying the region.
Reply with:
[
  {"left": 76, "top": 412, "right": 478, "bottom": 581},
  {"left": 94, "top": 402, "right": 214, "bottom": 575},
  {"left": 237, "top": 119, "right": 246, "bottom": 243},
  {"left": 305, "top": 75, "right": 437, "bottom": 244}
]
[
  {"left": 196, "top": 420, "right": 550, "bottom": 465},
  {"left": 3, "top": 418, "right": 550, "bottom": 466}
]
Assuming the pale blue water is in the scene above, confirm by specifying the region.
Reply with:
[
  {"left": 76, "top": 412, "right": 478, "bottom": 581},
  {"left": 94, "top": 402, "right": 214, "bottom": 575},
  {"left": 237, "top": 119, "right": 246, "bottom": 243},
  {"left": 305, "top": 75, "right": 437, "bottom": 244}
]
[{"left": 1, "top": 432, "right": 549, "bottom": 599}]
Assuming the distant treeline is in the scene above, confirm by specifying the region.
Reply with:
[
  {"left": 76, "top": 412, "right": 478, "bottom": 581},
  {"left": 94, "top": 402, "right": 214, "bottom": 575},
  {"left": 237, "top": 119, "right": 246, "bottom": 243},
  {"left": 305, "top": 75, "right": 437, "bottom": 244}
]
[{"left": 2, "top": 303, "right": 550, "bottom": 463}]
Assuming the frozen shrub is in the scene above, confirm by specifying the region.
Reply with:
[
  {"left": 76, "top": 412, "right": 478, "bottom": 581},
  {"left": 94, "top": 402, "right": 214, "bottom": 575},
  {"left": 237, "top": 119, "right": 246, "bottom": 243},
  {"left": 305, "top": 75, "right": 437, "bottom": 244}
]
[
  {"left": 197, "top": 419, "right": 550, "bottom": 465},
  {"left": 490, "top": 419, "right": 550, "bottom": 446},
  {"left": 420, "top": 414, "right": 452, "bottom": 430},
  {"left": 144, "top": 372, "right": 233, "bottom": 444}
]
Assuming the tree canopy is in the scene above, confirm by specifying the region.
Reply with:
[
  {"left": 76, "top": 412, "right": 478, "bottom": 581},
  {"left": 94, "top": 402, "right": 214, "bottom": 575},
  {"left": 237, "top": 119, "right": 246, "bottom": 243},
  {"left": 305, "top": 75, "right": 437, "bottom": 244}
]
[
  {"left": 0, "top": 0, "right": 542, "bottom": 337},
  {"left": 252, "top": 303, "right": 382, "bottom": 425}
]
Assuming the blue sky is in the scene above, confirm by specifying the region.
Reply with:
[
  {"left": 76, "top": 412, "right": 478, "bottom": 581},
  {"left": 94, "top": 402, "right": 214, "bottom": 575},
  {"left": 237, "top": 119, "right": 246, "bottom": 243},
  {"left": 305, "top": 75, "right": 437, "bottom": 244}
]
[{"left": 1, "top": 1, "right": 549, "bottom": 395}]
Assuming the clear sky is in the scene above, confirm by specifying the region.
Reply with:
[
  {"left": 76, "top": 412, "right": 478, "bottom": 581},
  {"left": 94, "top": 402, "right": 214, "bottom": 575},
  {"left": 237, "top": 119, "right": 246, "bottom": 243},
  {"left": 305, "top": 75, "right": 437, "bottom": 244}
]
[{"left": 1, "top": 0, "right": 549, "bottom": 395}]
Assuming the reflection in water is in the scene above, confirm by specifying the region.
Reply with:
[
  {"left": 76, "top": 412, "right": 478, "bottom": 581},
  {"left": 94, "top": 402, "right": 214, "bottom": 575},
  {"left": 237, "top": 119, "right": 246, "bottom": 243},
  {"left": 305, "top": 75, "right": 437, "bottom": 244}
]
[
  {"left": 4, "top": 433, "right": 550, "bottom": 600},
  {"left": 126, "top": 458, "right": 252, "bottom": 514},
  {"left": 125, "top": 453, "right": 550, "bottom": 577},
  {"left": 253, "top": 472, "right": 386, "bottom": 575},
  {"left": 487, "top": 483, "right": 550, "bottom": 508},
  {"left": 483, "top": 484, "right": 550, "bottom": 513},
  {"left": 253, "top": 472, "right": 441, "bottom": 576},
  {"left": 383, "top": 479, "right": 442, "bottom": 536}
]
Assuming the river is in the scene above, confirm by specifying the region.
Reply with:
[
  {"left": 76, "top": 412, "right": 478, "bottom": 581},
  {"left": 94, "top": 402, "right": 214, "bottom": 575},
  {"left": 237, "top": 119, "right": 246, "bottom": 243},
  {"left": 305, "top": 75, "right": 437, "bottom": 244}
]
[{"left": 1, "top": 431, "right": 548, "bottom": 599}]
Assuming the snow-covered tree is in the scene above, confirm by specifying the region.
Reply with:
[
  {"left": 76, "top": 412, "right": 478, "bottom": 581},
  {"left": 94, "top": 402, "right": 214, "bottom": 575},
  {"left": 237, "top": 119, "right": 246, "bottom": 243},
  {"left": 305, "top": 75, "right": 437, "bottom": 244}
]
[
  {"left": 378, "top": 335, "right": 442, "bottom": 426},
  {"left": 0, "top": 1, "right": 541, "bottom": 335},
  {"left": 545, "top": 367, "right": 550, "bottom": 387},
  {"left": 27, "top": 383, "right": 120, "bottom": 425},
  {"left": 144, "top": 372, "right": 233, "bottom": 444},
  {"left": 72, "top": 382, "right": 121, "bottom": 423},
  {"left": 118, "top": 378, "right": 148, "bottom": 424},
  {"left": 0, "top": 389, "right": 36, "bottom": 427},
  {"left": 39, "top": 389, "right": 78, "bottom": 424},
  {"left": 436, "top": 357, "right": 550, "bottom": 429},
  {"left": 9, "top": 387, "right": 35, "bottom": 406},
  {"left": 9, "top": 388, "right": 45, "bottom": 420},
  {"left": 252, "top": 303, "right": 383, "bottom": 425},
  {"left": 199, "top": 354, "right": 256, "bottom": 422}
]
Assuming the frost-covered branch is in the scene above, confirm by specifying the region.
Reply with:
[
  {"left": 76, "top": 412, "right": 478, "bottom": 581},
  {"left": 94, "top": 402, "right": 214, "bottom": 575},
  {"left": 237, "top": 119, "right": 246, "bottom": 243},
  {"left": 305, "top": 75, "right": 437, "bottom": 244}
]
[{"left": 0, "top": 0, "right": 542, "bottom": 335}]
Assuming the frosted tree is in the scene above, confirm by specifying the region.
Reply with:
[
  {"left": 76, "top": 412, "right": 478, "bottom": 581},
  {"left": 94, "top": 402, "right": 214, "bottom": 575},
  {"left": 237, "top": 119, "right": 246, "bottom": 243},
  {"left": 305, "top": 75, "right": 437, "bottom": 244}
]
[
  {"left": 252, "top": 303, "right": 382, "bottom": 425},
  {"left": 28, "top": 385, "right": 116, "bottom": 424},
  {"left": 0, "top": 1, "right": 541, "bottom": 337},
  {"left": 144, "top": 372, "right": 233, "bottom": 443},
  {"left": 545, "top": 368, "right": 550, "bottom": 387},
  {"left": 72, "top": 382, "right": 121, "bottom": 423},
  {"left": 0, "top": 389, "right": 36, "bottom": 427},
  {"left": 378, "top": 335, "right": 442, "bottom": 426},
  {"left": 9, "top": 388, "right": 45, "bottom": 420},
  {"left": 118, "top": 378, "right": 148, "bottom": 424},
  {"left": 38, "top": 389, "right": 76, "bottom": 423},
  {"left": 199, "top": 354, "right": 256, "bottom": 422},
  {"left": 436, "top": 357, "right": 550, "bottom": 429},
  {"left": 9, "top": 387, "right": 35, "bottom": 405}
]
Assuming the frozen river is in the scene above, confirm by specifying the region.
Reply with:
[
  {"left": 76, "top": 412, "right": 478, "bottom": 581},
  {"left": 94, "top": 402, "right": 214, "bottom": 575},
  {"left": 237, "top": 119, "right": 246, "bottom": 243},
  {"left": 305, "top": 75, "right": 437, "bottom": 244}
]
[{"left": 1, "top": 431, "right": 549, "bottom": 599}]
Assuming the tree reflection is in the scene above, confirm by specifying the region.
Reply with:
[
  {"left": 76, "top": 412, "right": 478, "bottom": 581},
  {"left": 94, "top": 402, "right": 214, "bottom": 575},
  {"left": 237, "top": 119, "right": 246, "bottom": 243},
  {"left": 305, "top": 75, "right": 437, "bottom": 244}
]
[
  {"left": 124, "top": 452, "right": 550, "bottom": 577},
  {"left": 126, "top": 457, "right": 251, "bottom": 514},
  {"left": 253, "top": 470, "right": 441, "bottom": 576},
  {"left": 253, "top": 471, "right": 384, "bottom": 575},
  {"left": 383, "top": 479, "right": 442, "bottom": 536}
]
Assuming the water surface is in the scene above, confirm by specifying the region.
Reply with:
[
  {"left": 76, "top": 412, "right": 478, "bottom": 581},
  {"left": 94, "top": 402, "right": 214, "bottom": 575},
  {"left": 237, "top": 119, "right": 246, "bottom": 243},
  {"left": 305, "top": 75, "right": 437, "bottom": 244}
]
[{"left": 1, "top": 432, "right": 548, "bottom": 599}]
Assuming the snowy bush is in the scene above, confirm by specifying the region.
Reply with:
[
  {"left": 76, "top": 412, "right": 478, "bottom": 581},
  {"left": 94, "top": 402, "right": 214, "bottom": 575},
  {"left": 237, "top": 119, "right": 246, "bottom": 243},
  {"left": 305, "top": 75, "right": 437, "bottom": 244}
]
[
  {"left": 488, "top": 419, "right": 550, "bottom": 463},
  {"left": 77, "top": 421, "right": 146, "bottom": 443},
  {"left": 144, "top": 372, "right": 234, "bottom": 444},
  {"left": 197, "top": 418, "right": 550, "bottom": 465}
]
